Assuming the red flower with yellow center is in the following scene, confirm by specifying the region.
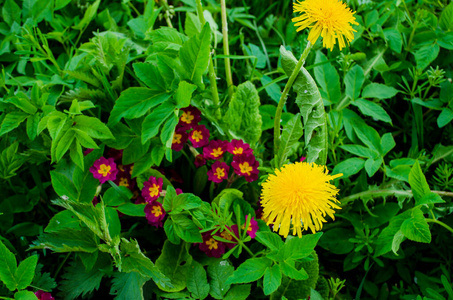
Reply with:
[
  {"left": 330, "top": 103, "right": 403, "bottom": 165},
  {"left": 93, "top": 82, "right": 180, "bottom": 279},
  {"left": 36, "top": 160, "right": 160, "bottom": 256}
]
[
  {"left": 119, "top": 177, "right": 129, "bottom": 187},
  {"left": 142, "top": 176, "right": 163, "bottom": 203},
  {"left": 194, "top": 154, "right": 206, "bottom": 168},
  {"left": 241, "top": 216, "right": 259, "bottom": 239},
  {"left": 228, "top": 139, "right": 253, "bottom": 156},
  {"left": 220, "top": 226, "right": 239, "bottom": 249},
  {"left": 231, "top": 154, "right": 259, "bottom": 182},
  {"left": 198, "top": 231, "right": 226, "bottom": 258},
  {"left": 144, "top": 201, "right": 166, "bottom": 228},
  {"left": 206, "top": 238, "right": 218, "bottom": 250},
  {"left": 189, "top": 125, "right": 210, "bottom": 148},
  {"left": 203, "top": 140, "right": 228, "bottom": 160},
  {"left": 207, "top": 161, "right": 230, "bottom": 183},
  {"left": 89, "top": 157, "right": 118, "bottom": 184},
  {"left": 172, "top": 127, "right": 188, "bottom": 152},
  {"left": 178, "top": 106, "right": 201, "bottom": 129}
]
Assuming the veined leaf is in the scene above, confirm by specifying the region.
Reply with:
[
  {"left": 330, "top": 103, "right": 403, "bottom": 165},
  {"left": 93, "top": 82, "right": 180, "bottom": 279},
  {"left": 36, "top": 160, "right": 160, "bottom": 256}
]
[
  {"left": 276, "top": 113, "right": 303, "bottom": 168},
  {"left": 314, "top": 51, "right": 341, "bottom": 104},
  {"left": 0, "top": 240, "right": 17, "bottom": 291},
  {"left": 14, "top": 255, "right": 38, "bottom": 290},
  {"left": 110, "top": 272, "right": 148, "bottom": 300},
  {"left": 0, "top": 111, "right": 29, "bottom": 137},
  {"left": 141, "top": 101, "right": 175, "bottom": 144},
  {"left": 226, "top": 258, "right": 272, "bottom": 284}
]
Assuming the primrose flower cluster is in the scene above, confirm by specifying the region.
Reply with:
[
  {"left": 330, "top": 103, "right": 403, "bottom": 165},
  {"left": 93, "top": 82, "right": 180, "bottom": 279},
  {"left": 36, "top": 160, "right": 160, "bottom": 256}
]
[{"left": 172, "top": 106, "right": 260, "bottom": 184}]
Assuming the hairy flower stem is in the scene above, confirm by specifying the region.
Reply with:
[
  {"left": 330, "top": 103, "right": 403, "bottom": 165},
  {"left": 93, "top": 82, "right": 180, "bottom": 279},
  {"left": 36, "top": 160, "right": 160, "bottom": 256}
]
[
  {"left": 196, "top": 0, "right": 221, "bottom": 119},
  {"left": 220, "top": 0, "right": 234, "bottom": 100},
  {"left": 273, "top": 42, "right": 312, "bottom": 162}
]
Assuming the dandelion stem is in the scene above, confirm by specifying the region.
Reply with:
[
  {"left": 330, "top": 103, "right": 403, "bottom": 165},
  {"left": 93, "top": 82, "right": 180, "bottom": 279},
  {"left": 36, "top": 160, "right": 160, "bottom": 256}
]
[
  {"left": 273, "top": 42, "right": 312, "bottom": 165},
  {"left": 220, "top": 0, "right": 234, "bottom": 100}
]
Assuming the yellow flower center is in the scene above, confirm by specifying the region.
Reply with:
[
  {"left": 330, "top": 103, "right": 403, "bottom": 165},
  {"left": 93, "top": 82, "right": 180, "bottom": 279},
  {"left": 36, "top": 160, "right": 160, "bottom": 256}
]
[
  {"left": 211, "top": 147, "right": 223, "bottom": 157},
  {"left": 233, "top": 147, "right": 243, "bottom": 155},
  {"left": 98, "top": 164, "right": 111, "bottom": 177},
  {"left": 149, "top": 184, "right": 160, "bottom": 197},
  {"left": 241, "top": 223, "right": 253, "bottom": 232},
  {"left": 221, "top": 231, "right": 233, "bottom": 241},
  {"left": 206, "top": 238, "right": 218, "bottom": 250},
  {"left": 129, "top": 165, "right": 134, "bottom": 175},
  {"left": 192, "top": 130, "right": 203, "bottom": 143},
  {"left": 173, "top": 133, "right": 182, "bottom": 144},
  {"left": 239, "top": 162, "right": 253, "bottom": 176},
  {"left": 214, "top": 167, "right": 225, "bottom": 179},
  {"left": 118, "top": 164, "right": 125, "bottom": 172},
  {"left": 181, "top": 111, "right": 194, "bottom": 124},
  {"left": 119, "top": 177, "right": 129, "bottom": 187},
  {"left": 151, "top": 205, "right": 162, "bottom": 217}
]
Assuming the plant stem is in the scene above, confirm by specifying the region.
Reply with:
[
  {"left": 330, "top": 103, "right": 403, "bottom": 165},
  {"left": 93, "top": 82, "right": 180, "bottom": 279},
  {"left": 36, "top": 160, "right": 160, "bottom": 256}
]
[
  {"left": 220, "top": 0, "right": 234, "bottom": 100},
  {"left": 54, "top": 252, "right": 71, "bottom": 278},
  {"left": 426, "top": 218, "right": 453, "bottom": 234},
  {"left": 196, "top": 0, "right": 221, "bottom": 119},
  {"left": 273, "top": 42, "right": 312, "bottom": 161}
]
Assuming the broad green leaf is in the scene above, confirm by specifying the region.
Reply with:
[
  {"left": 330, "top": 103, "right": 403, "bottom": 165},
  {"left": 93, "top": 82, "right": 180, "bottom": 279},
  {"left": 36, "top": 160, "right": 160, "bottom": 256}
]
[
  {"left": 45, "top": 210, "right": 81, "bottom": 233},
  {"left": 280, "top": 46, "right": 327, "bottom": 164},
  {"left": 279, "top": 261, "right": 308, "bottom": 281},
  {"left": 2, "top": 0, "right": 21, "bottom": 26},
  {"left": 417, "top": 192, "right": 445, "bottom": 206},
  {"left": 353, "top": 123, "right": 381, "bottom": 153},
  {"left": 26, "top": 113, "right": 40, "bottom": 141},
  {"left": 185, "top": 12, "right": 202, "bottom": 37},
  {"left": 121, "top": 238, "right": 172, "bottom": 289},
  {"left": 155, "top": 240, "right": 192, "bottom": 292},
  {"left": 383, "top": 28, "right": 402, "bottom": 53},
  {"left": 133, "top": 62, "right": 168, "bottom": 91},
  {"left": 50, "top": 171, "right": 78, "bottom": 200},
  {"left": 73, "top": 115, "right": 114, "bottom": 140},
  {"left": 401, "top": 207, "right": 431, "bottom": 243},
  {"left": 186, "top": 262, "right": 209, "bottom": 300},
  {"left": 224, "top": 284, "right": 251, "bottom": 300},
  {"left": 14, "top": 255, "right": 38, "bottom": 290},
  {"left": 123, "top": 137, "right": 151, "bottom": 165},
  {"left": 344, "top": 65, "right": 365, "bottom": 101},
  {"left": 439, "top": 2, "right": 453, "bottom": 31},
  {"left": 392, "top": 230, "right": 405, "bottom": 255},
  {"left": 69, "top": 141, "right": 84, "bottom": 170},
  {"left": 279, "top": 233, "right": 322, "bottom": 261},
  {"left": 437, "top": 108, "right": 453, "bottom": 128},
  {"left": 14, "top": 291, "right": 37, "bottom": 300},
  {"left": 380, "top": 133, "right": 396, "bottom": 155},
  {"left": 5, "top": 93, "right": 37, "bottom": 115},
  {"left": 339, "top": 144, "right": 379, "bottom": 159},
  {"left": 332, "top": 157, "right": 365, "bottom": 178},
  {"left": 224, "top": 81, "right": 262, "bottom": 146},
  {"left": 109, "top": 87, "right": 172, "bottom": 126},
  {"left": 103, "top": 187, "right": 131, "bottom": 207},
  {"left": 363, "top": 203, "right": 401, "bottom": 229},
  {"left": 408, "top": 160, "right": 431, "bottom": 202},
  {"left": 314, "top": 51, "right": 341, "bottom": 104},
  {"left": 175, "top": 81, "right": 197, "bottom": 108},
  {"left": 105, "top": 207, "right": 121, "bottom": 241},
  {"left": 116, "top": 203, "right": 146, "bottom": 217},
  {"left": 104, "top": 123, "right": 136, "bottom": 150},
  {"left": 362, "top": 83, "right": 399, "bottom": 100},
  {"left": 30, "top": 227, "right": 98, "bottom": 253},
  {"left": 0, "top": 240, "right": 17, "bottom": 291},
  {"left": 414, "top": 43, "right": 439, "bottom": 70},
  {"left": 207, "top": 260, "right": 234, "bottom": 299},
  {"left": 72, "top": 0, "right": 100, "bottom": 30},
  {"left": 244, "top": 43, "right": 267, "bottom": 69},
  {"left": 276, "top": 113, "right": 303, "bottom": 168},
  {"left": 352, "top": 98, "right": 392, "bottom": 124},
  {"left": 168, "top": 193, "right": 202, "bottom": 214},
  {"left": 374, "top": 209, "right": 413, "bottom": 257},
  {"left": 160, "top": 114, "right": 179, "bottom": 148},
  {"left": 141, "top": 101, "right": 175, "bottom": 144},
  {"left": 163, "top": 219, "right": 181, "bottom": 245},
  {"left": 364, "top": 157, "right": 382, "bottom": 177},
  {"left": 55, "top": 129, "right": 76, "bottom": 161},
  {"left": 226, "top": 258, "right": 272, "bottom": 284},
  {"left": 0, "top": 111, "right": 28, "bottom": 137},
  {"left": 263, "top": 265, "right": 282, "bottom": 295},
  {"left": 255, "top": 232, "right": 284, "bottom": 252},
  {"left": 180, "top": 23, "right": 211, "bottom": 89},
  {"left": 110, "top": 272, "right": 148, "bottom": 300},
  {"left": 171, "top": 214, "right": 203, "bottom": 243},
  {"left": 318, "top": 228, "right": 355, "bottom": 255}
]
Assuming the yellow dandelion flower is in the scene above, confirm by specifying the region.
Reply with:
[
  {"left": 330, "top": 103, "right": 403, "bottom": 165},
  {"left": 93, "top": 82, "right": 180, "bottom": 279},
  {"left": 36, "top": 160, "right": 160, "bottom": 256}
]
[
  {"left": 261, "top": 162, "right": 342, "bottom": 238},
  {"left": 292, "top": 0, "right": 358, "bottom": 50}
]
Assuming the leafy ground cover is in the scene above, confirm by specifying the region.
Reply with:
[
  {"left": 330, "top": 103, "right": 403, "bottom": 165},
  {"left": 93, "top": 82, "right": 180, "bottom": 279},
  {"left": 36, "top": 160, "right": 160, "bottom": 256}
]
[{"left": 0, "top": 0, "right": 453, "bottom": 299}]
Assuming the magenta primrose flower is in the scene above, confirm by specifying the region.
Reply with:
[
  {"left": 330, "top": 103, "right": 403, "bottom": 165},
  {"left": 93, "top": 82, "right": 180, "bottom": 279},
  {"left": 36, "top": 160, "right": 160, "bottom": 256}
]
[
  {"left": 144, "top": 201, "right": 166, "bottom": 227},
  {"left": 242, "top": 216, "right": 259, "bottom": 239},
  {"left": 227, "top": 139, "right": 253, "bottom": 156},
  {"left": 207, "top": 161, "right": 230, "bottom": 183},
  {"left": 178, "top": 106, "right": 201, "bottom": 129},
  {"left": 89, "top": 157, "right": 118, "bottom": 184},
  {"left": 141, "top": 176, "right": 163, "bottom": 203},
  {"left": 189, "top": 125, "right": 210, "bottom": 148},
  {"left": 231, "top": 153, "right": 259, "bottom": 182},
  {"left": 114, "top": 164, "right": 135, "bottom": 191},
  {"left": 203, "top": 140, "right": 229, "bottom": 160},
  {"left": 194, "top": 154, "right": 206, "bottom": 168},
  {"left": 172, "top": 127, "right": 188, "bottom": 152},
  {"left": 35, "top": 290, "right": 55, "bottom": 300},
  {"left": 198, "top": 231, "right": 226, "bottom": 258}
]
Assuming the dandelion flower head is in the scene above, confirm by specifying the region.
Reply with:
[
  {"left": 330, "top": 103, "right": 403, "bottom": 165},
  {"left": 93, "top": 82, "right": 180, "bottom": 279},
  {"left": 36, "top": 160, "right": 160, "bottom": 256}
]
[
  {"left": 292, "top": 0, "right": 358, "bottom": 50},
  {"left": 261, "top": 162, "right": 342, "bottom": 238}
]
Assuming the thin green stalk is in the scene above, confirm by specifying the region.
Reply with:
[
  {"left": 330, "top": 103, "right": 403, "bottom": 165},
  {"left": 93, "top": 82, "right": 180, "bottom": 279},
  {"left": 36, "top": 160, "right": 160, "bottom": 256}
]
[
  {"left": 273, "top": 42, "right": 312, "bottom": 159},
  {"left": 220, "top": 0, "right": 234, "bottom": 99},
  {"left": 426, "top": 218, "right": 453, "bottom": 234},
  {"left": 54, "top": 252, "right": 71, "bottom": 278}
]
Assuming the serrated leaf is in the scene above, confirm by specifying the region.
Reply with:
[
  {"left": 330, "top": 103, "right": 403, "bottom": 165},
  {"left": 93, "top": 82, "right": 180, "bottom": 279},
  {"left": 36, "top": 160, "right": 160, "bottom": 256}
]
[
  {"left": 175, "top": 81, "right": 197, "bottom": 108},
  {"left": 414, "top": 44, "right": 439, "bottom": 70},
  {"left": 110, "top": 272, "right": 148, "bottom": 300},
  {"left": 280, "top": 261, "right": 308, "bottom": 281},
  {"left": 279, "top": 233, "right": 322, "bottom": 261},
  {"left": 344, "top": 65, "right": 365, "bottom": 101},
  {"left": 186, "top": 262, "right": 209, "bottom": 299},
  {"left": 0, "top": 111, "right": 29, "bottom": 137},
  {"left": 280, "top": 46, "right": 327, "bottom": 164},
  {"left": 352, "top": 98, "right": 392, "bottom": 124},
  {"left": 171, "top": 214, "right": 203, "bottom": 243},
  {"left": 133, "top": 62, "right": 168, "bottom": 91},
  {"left": 362, "top": 83, "right": 398, "bottom": 100},
  {"left": 72, "top": 0, "right": 100, "bottom": 30},
  {"left": 226, "top": 258, "right": 272, "bottom": 284},
  {"left": 14, "top": 291, "right": 37, "bottom": 300},
  {"left": 263, "top": 265, "right": 282, "bottom": 295},
  {"left": 277, "top": 113, "right": 303, "bottom": 168},
  {"left": 255, "top": 232, "right": 284, "bottom": 252},
  {"left": 400, "top": 207, "right": 431, "bottom": 243},
  {"left": 440, "top": 2, "right": 453, "bottom": 31},
  {"left": 314, "top": 51, "right": 341, "bottom": 104},
  {"left": 141, "top": 101, "right": 175, "bottom": 144},
  {"left": 14, "top": 255, "right": 38, "bottom": 290},
  {"left": 30, "top": 227, "right": 99, "bottom": 253},
  {"left": 0, "top": 239, "right": 17, "bottom": 291},
  {"left": 332, "top": 157, "right": 365, "bottom": 178},
  {"left": 408, "top": 160, "right": 431, "bottom": 202},
  {"left": 50, "top": 171, "right": 78, "bottom": 200},
  {"left": 73, "top": 115, "right": 114, "bottom": 140},
  {"left": 207, "top": 260, "right": 234, "bottom": 299}
]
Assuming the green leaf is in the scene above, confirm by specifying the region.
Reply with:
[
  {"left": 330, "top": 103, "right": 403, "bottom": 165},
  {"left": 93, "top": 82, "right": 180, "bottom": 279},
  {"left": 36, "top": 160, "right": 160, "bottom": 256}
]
[
  {"left": 400, "top": 207, "right": 431, "bottom": 243},
  {"left": 0, "top": 239, "right": 17, "bottom": 291},
  {"left": 180, "top": 23, "right": 212, "bottom": 89},
  {"left": 2, "top": 0, "right": 21, "bottom": 26},
  {"left": 30, "top": 227, "right": 99, "bottom": 253},
  {"left": 255, "top": 232, "right": 284, "bottom": 252},
  {"left": 279, "top": 261, "right": 308, "bottom": 281},
  {"left": 344, "top": 65, "right": 365, "bottom": 101},
  {"left": 116, "top": 203, "right": 146, "bottom": 217},
  {"left": 105, "top": 207, "right": 121, "bottom": 241},
  {"left": 133, "top": 62, "right": 168, "bottom": 91},
  {"left": 318, "top": 228, "right": 355, "bottom": 255},
  {"left": 391, "top": 230, "right": 405, "bottom": 255},
  {"left": 263, "top": 265, "right": 282, "bottom": 295},
  {"left": 224, "top": 81, "right": 262, "bottom": 146},
  {"left": 69, "top": 141, "right": 84, "bottom": 170},
  {"left": 417, "top": 192, "right": 445, "bottom": 206},
  {"left": 280, "top": 46, "right": 327, "bottom": 164},
  {"left": 352, "top": 98, "right": 392, "bottom": 124},
  {"left": 14, "top": 255, "right": 38, "bottom": 290},
  {"left": 167, "top": 193, "right": 202, "bottom": 214},
  {"left": 279, "top": 233, "right": 322, "bottom": 261},
  {"left": 314, "top": 51, "right": 341, "bottom": 104},
  {"left": 383, "top": 28, "right": 402, "bottom": 53},
  {"left": 437, "top": 108, "right": 453, "bottom": 128},
  {"left": 109, "top": 87, "right": 172, "bottom": 126},
  {"left": 5, "top": 93, "right": 37, "bottom": 115},
  {"left": 364, "top": 157, "right": 382, "bottom": 177},
  {"left": 226, "top": 258, "right": 272, "bottom": 284},
  {"left": 414, "top": 44, "right": 439, "bottom": 70},
  {"left": 408, "top": 160, "right": 431, "bottom": 202},
  {"left": 50, "top": 171, "right": 78, "bottom": 200},
  {"left": 186, "top": 262, "right": 210, "bottom": 300},
  {"left": 141, "top": 101, "right": 175, "bottom": 144},
  {"left": 277, "top": 113, "right": 303, "bottom": 168},
  {"left": 374, "top": 209, "right": 413, "bottom": 257},
  {"left": 72, "top": 0, "right": 100, "bottom": 30},
  {"left": 353, "top": 123, "right": 382, "bottom": 153},
  {"left": 14, "top": 291, "right": 37, "bottom": 300},
  {"left": 339, "top": 144, "right": 378, "bottom": 159},
  {"left": 185, "top": 12, "right": 202, "bottom": 37},
  {"left": 224, "top": 284, "right": 251, "bottom": 300},
  {"left": 110, "top": 272, "right": 148, "bottom": 300},
  {"left": 171, "top": 214, "right": 203, "bottom": 243},
  {"left": 207, "top": 260, "right": 234, "bottom": 299},
  {"left": 45, "top": 210, "right": 81, "bottom": 233},
  {"left": 164, "top": 219, "right": 181, "bottom": 245},
  {"left": 439, "top": 2, "right": 453, "bottom": 31},
  {"left": 175, "top": 81, "right": 197, "bottom": 108},
  {"left": 160, "top": 114, "right": 179, "bottom": 147},
  {"left": 26, "top": 113, "right": 40, "bottom": 141},
  {"left": 380, "top": 133, "right": 396, "bottom": 155},
  {"left": 0, "top": 111, "right": 29, "bottom": 137},
  {"left": 55, "top": 129, "right": 77, "bottom": 162},
  {"left": 362, "top": 83, "right": 398, "bottom": 100},
  {"left": 155, "top": 240, "right": 192, "bottom": 292},
  {"left": 332, "top": 157, "right": 365, "bottom": 178},
  {"left": 120, "top": 238, "right": 172, "bottom": 289},
  {"left": 73, "top": 115, "right": 114, "bottom": 140}
]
